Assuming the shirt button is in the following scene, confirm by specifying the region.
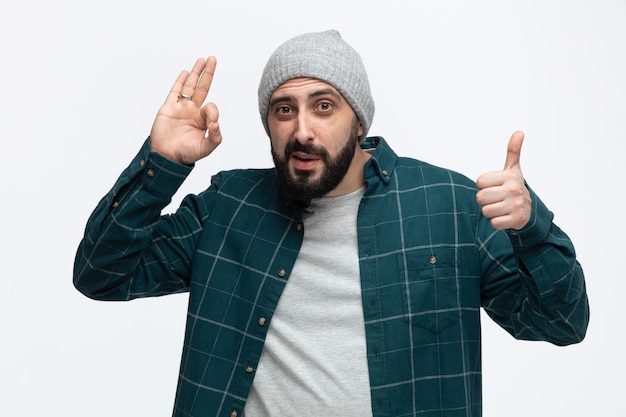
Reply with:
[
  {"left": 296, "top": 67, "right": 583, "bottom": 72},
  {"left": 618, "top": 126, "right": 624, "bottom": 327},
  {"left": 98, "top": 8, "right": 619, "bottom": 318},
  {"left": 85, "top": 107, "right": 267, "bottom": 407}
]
[
  {"left": 258, "top": 317, "right": 267, "bottom": 326},
  {"left": 147, "top": 168, "right": 155, "bottom": 177},
  {"left": 140, "top": 159, "right": 145, "bottom": 167},
  {"left": 245, "top": 365, "right": 254, "bottom": 373},
  {"left": 429, "top": 255, "right": 437, "bottom": 264},
  {"left": 112, "top": 201, "right": 119, "bottom": 208},
  {"left": 382, "top": 169, "right": 389, "bottom": 177},
  {"left": 277, "top": 268, "right": 286, "bottom": 277},
  {"left": 229, "top": 410, "right": 238, "bottom": 417},
  {"left": 296, "top": 223, "right": 303, "bottom": 232}
]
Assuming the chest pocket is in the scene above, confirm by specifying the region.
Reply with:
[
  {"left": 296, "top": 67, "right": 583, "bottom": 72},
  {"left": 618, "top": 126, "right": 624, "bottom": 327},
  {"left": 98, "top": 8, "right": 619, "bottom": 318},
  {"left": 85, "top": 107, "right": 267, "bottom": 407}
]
[{"left": 397, "top": 248, "right": 463, "bottom": 333}]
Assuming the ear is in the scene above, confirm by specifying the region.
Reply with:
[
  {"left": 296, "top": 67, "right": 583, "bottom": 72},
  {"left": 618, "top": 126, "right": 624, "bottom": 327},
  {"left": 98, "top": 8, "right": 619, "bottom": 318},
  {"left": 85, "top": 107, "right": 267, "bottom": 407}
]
[{"left": 358, "top": 122, "right": 364, "bottom": 138}]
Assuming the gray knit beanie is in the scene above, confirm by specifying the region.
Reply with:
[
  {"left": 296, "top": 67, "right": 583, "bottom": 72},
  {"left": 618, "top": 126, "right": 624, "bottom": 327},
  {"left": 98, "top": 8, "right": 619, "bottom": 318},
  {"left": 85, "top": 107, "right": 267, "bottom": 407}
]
[{"left": 258, "top": 30, "right": 375, "bottom": 140}]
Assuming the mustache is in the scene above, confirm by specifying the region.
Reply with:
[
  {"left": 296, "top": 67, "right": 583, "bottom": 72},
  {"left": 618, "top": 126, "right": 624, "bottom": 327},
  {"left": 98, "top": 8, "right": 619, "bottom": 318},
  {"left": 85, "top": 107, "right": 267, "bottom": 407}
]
[{"left": 283, "top": 141, "right": 329, "bottom": 160}]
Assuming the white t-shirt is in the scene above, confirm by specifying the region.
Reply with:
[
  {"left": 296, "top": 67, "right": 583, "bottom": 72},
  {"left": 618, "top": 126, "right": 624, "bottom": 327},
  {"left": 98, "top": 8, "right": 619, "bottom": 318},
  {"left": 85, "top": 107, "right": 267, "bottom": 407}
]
[{"left": 243, "top": 187, "right": 373, "bottom": 416}]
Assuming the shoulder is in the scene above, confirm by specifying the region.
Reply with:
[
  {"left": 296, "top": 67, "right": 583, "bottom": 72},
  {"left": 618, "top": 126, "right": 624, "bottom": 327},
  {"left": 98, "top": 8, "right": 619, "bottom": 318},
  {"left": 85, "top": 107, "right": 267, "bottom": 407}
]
[
  {"left": 180, "top": 168, "right": 286, "bottom": 219},
  {"left": 364, "top": 136, "right": 476, "bottom": 191},
  {"left": 201, "top": 168, "right": 285, "bottom": 207},
  {"left": 395, "top": 156, "right": 477, "bottom": 191},
  {"left": 210, "top": 168, "right": 277, "bottom": 189}
]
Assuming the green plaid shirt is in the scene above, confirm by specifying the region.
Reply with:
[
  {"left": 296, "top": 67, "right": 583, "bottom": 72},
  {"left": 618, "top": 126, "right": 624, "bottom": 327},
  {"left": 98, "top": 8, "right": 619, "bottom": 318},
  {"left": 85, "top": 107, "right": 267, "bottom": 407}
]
[{"left": 74, "top": 136, "right": 588, "bottom": 417}]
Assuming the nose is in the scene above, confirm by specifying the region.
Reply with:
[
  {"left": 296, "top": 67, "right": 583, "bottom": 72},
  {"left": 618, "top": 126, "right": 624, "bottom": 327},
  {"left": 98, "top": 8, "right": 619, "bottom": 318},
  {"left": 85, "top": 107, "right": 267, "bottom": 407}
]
[{"left": 293, "top": 111, "right": 314, "bottom": 144}]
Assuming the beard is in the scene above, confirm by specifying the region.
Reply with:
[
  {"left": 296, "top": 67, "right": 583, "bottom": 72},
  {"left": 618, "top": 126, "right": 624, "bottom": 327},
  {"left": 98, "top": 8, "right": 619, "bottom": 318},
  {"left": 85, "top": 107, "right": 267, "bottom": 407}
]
[{"left": 271, "top": 120, "right": 360, "bottom": 202}]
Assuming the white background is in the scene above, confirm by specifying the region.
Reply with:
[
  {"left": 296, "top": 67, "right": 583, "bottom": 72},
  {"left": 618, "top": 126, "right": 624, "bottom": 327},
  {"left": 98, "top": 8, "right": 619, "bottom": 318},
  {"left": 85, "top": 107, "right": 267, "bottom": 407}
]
[{"left": 1, "top": 1, "right": 624, "bottom": 416}]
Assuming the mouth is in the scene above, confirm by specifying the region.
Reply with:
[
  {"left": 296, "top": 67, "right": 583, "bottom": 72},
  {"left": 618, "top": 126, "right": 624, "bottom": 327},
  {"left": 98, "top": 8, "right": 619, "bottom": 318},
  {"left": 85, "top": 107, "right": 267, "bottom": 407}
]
[{"left": 291, "top": 152, "right": 321, "bottom": 170}]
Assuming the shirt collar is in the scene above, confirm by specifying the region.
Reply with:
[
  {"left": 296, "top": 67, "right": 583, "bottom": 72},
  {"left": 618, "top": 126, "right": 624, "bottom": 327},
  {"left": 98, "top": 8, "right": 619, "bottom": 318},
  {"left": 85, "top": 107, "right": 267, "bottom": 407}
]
[{"left": 361, "top": 136, "right": 396, "bottom": 186}]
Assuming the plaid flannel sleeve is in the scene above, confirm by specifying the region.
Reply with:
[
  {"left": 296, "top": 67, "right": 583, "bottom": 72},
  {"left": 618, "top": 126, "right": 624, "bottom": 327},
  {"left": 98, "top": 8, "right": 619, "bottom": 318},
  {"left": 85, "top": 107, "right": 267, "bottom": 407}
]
[
  {"left": 73, "top": 138, "right": 198, "bottom": 300},
  {"left": 479, "top": 185, "right": 589, "bottom": 345}
]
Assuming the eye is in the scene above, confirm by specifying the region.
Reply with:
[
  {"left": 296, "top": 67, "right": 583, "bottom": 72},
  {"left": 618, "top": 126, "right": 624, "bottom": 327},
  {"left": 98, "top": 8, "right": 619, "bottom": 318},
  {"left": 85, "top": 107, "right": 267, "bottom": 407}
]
[
  {"left": 276, "top": 106, "right": 292, "bottom": 114},
  {"left": 316, "top": 101, "right": 333, "bottom": 112},
  {"left": 271, "top": 104, "right": 296, "bottom": 121}
]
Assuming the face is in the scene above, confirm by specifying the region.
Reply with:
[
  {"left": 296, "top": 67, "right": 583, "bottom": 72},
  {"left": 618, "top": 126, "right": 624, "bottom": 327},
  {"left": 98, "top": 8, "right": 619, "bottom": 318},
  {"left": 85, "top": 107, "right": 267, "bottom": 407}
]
[{"left": 267, "top": 78, "right": 366, "bottom": 201}]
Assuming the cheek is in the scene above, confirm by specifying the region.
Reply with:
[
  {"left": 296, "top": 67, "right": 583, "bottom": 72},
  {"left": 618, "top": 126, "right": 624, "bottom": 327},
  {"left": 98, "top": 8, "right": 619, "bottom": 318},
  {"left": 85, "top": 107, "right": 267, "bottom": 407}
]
[
  {"left": 268, "top": 122, "right": 282, "bottom": 143},
  {"left": 268, "top": 122, "right": 291, "bottom": 146},
  {"left": 269, "top": 135, "right": 291, "bottom": 163},
  {"left": 328, "top": 122, "right": 357, "bottom": 152},
  {"left": 269, "top": 137, "right": 282, "bottom": 156}
]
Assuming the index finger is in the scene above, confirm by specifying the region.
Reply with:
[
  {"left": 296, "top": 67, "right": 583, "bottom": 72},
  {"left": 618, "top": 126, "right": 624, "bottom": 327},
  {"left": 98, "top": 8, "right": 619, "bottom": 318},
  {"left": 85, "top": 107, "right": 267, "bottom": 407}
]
[
  {"left": 164, "top": 68, "right": 192, "bottom": 104},
  {"left": 191, "top": 56, "right": 217, "bottom": 106}
]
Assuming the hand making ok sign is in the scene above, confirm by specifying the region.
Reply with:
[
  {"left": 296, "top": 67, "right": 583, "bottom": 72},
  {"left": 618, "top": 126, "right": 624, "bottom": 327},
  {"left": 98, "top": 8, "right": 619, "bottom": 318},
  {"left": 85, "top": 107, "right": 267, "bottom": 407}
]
[{"left": 150, "top": 56, "right": 222, "bottom": 165}]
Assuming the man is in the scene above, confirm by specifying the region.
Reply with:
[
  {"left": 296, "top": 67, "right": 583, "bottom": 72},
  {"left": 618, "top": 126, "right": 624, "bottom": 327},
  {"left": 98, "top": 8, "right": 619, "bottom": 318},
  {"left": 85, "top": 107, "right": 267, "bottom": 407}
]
[{"left": 73, "top": 30, "right": 589, "bottom": 417}]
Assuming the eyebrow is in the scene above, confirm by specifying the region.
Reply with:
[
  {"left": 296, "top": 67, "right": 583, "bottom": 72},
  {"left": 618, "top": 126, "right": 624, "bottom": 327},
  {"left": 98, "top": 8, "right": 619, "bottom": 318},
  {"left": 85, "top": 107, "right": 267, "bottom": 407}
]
[
  {"left": 269, "top": 88, "right": 343, "bottom": 109},
  {"left": 309, "top": 88, "right": 342, "bottom": 101}
]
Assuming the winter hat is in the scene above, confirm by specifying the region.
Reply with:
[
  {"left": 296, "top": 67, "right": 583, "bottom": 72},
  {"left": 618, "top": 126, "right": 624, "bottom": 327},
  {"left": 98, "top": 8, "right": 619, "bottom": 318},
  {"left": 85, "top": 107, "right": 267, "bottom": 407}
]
[{"left": 258, "top": 30, "right": 375, "bottom": 140}]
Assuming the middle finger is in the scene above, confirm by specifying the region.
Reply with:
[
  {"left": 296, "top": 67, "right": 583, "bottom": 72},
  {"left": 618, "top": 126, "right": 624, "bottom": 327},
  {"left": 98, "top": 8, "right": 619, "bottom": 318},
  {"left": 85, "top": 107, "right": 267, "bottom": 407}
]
[
  {"left": 191, "top": 56, "right": 217, "bottom": 106},
  {"left": 179, "top": 58, "right": 208, "bottom": 102}
]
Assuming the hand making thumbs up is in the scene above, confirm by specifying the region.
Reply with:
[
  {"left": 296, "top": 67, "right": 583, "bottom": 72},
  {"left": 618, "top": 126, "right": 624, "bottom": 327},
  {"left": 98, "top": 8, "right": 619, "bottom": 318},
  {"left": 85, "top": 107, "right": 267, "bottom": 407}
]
[{"left": 476, "top": 131, "right": 532, "bottom": 230}]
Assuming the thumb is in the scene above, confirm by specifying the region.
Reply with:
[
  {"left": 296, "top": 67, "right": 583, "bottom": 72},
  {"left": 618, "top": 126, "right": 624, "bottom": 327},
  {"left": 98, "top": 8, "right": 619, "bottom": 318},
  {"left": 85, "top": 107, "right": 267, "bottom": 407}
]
[
  {"left": 504, "top": 130, "right": 524, "bottom": 170},
  {"left": 202, "top": 102, "right": 222, "bottom": 148}
]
